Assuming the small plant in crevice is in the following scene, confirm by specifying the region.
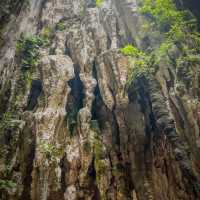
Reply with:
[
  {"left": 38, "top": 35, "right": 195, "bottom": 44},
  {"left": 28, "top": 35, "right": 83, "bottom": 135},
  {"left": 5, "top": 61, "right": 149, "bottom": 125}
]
[
  {"left": 16, "top": 35, "right": 46, "bottom": 88},
  {"left": 40, "top": 26, "right": 54, "bottom": 42},
  {"left": 56, "top": 21, "right": 66, "bottom": 31},
  {"left": 120, "top": 44, "right": 153, "bottom": 86},
  {"left": 39, "top": 142, "right": 61, "bottom": 161},
  {"left": 3, "top": 165, "right": 12, "bottom": 177},
  {"left": 0, "top": 167, "right": 16, "bottom": 192},
  {"left": 0, "top": 112, "right": 22, "bottom": 165},
  {"left": 16, "top": 35, "right": 45, "bottom": 70},
  {"left": 0, "top": 179, "right": 17, "bottom": 190},
  {"left": 120, "top": 44, "right": 142, "bottom": 57},
  {"left": 0, "top": 112, "right": 20, "bottom": 133}
]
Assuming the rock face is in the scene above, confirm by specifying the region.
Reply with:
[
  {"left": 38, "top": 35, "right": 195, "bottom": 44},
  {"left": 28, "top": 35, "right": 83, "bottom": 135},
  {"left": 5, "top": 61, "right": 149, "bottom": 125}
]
[{"left": 0, "top": 0, "right": 200, "bottom": 200}]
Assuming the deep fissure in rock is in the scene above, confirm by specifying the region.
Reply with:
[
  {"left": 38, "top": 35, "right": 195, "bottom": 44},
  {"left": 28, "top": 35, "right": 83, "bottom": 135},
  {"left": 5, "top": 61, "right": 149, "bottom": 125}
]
[
  {"left": 26, "top": 80, "right": 42, "bottom": 111},
  {"left": 65, "top": 64, "right": 85, "bottom": 135}
]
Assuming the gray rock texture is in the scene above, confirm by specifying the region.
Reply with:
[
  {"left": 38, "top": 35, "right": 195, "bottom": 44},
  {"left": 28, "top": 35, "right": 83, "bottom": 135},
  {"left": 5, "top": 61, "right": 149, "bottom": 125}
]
[{"left": 0, "top": 0, "right": 200, "bottom": 199}]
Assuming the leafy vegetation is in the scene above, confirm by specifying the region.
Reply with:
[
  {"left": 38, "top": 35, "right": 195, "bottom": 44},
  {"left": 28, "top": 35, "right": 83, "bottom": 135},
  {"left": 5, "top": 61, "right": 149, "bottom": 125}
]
[
  {"left": 39, "top": 142, "right": 61, "bottom": 161},
  {"left": 120, "top": 44, "right": 143, "bottom": 57},
  {"left": 122, "top": 0, "right": 200, "bottom": 86},
  {"left": 96, "top": 0, "right": 103, "bottom": 7},
  {"left": 139, "top": 0, "right": 184, "bottom": 31},
  {"left": 41, "top": 26, "right": 53, "bottom": 41},
  {"left": 140, "top": 0, "right": 200, "bottom": 49},
  {"left": 56, "top": 21, "right": 66, "bottom": 31},
  {"left": 120, "top": 44, "right": 152, "bottom": 86},
  {"left": 0, "top": 112, "right": 19, "bottom": 133},
  {"left": 16, "top": 35, "right": 47, "bottom": 87},
  {"left": 16, "top": 35, "right": 45, "bottom": 69},
  {"left": 0, "top": 112, "right": 21, "bottom": 169},
  {"left": 0, "top": 179, "right": 16, "bottom": 190}
]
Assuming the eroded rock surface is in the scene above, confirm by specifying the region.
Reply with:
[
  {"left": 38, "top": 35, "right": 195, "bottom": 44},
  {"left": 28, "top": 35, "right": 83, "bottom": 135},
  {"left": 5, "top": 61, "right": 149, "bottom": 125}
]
[{"left": 0, "top": 0, "right": 200, "bottom": 200}]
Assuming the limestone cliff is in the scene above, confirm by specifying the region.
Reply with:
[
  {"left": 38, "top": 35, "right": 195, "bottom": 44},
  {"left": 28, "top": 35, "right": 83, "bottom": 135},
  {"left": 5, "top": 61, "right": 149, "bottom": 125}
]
[{"left": 0, "top": 0, "right": 200, "bottom": 200}]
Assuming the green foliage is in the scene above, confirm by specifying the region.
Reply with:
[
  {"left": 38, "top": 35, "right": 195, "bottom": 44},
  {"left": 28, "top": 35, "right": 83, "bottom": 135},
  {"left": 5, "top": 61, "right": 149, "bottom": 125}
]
[
  {"left": 152, "top": 40, "right": 173, "bottom": 64},
  {"left": 0, "top": 112, "right": 19, "bottom": 132},
  {"left": 16, "top": 35, "right": 47, "bottom": 87},
  {"left": 190, "top": 32, "right": 200, "bottom": 48},
  {"left": 140, "top": 0, "right": 200, "bottom": 47},
  {"left": 120, "top": 44, "right": 151, "bottom": 85},
  {"left": 120, "top": 44, "right": 144, "bottom": 57},
  {"left": 16, "top": 35, "right": 45, "bottom": 70},
  {"left": 39, "top": 142, "right": 60, "bottom": 160},
  {"left": 184, "top": 54, "right": 200, "bottom": 63},
  {"left": 56, "top": 21, "right": 66, "bottom": 31},
  {"left": 0, "top": 112, "right": 21, "bottom": 162},
  {"left": 122, "top": 0, "right": 200, "bottom": 87},
  {"left": 0, "top": 111, "right": 13, "bottom": 123},
  {"left": 41, "top": 26, "right": 53, "bottom": 40},
  {"left": 0, "top": 179, "right": 16, "bottom": 190},
  {"left": 177, "top": 53, "right": 200, "bottom": 66},
  {"left": 96, "top": 0, "right": 103, "bottom": 7},
  {"left": 139, "top": 0, "right": 184, "bottom": 30},
  {"left": 3, "top": 165, "right": 12, "bottom": 177}
]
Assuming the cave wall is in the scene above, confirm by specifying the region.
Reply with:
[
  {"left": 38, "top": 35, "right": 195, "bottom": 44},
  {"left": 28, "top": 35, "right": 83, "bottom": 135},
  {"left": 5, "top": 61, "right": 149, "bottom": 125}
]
[{"left": 0, "top": 0, "right": 200, "bottom": 200}]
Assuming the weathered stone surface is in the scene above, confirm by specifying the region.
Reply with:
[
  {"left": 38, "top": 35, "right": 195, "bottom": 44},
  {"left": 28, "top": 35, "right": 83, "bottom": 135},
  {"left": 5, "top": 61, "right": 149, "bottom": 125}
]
[{"left": 0, "top": 0, "right": 200, "bottom": 200}]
